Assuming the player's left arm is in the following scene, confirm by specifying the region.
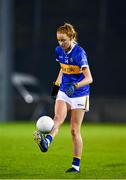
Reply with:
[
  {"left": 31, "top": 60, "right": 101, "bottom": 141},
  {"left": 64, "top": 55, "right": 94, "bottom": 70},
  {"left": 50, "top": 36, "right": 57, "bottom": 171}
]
[
  {"left": 76, "top": 66, "right": 93, "bottom": 88},
  {"left": 65, "top": 66, "right": 93, "bottom": 97}
]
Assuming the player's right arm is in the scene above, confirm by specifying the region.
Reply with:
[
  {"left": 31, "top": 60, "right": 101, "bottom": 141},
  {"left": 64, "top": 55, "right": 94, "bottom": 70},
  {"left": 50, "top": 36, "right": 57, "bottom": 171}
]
[{"left": 55, "top": 68, "right": 62, "bottom": 85}]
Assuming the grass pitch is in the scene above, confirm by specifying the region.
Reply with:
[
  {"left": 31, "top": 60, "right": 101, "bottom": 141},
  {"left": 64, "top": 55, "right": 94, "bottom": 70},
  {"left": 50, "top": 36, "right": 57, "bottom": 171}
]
[{"left": 0, "top": 122, "right": 126, "bottom": 179}]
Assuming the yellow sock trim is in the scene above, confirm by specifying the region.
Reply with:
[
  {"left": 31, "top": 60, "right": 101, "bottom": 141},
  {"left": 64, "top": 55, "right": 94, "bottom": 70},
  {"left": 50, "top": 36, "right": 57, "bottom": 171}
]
[{"left": 73, "top": 156, "right": 81, "bottom": 159}]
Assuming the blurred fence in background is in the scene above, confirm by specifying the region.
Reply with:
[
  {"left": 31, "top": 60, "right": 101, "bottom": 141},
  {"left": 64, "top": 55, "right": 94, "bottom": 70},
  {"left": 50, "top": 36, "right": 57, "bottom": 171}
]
[
  {"left": 13, "top": 91, "right": 126, "bottom": 123},
  {"left": 86, "top": 96, "right": 126, "bottom": 123}
]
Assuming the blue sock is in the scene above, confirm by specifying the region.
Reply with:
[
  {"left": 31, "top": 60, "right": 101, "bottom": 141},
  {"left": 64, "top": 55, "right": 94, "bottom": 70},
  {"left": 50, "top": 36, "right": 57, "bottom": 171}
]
[
  {"left": 45, "top": 134, "right": 53, "bottom": 146},
  {"left": 72, "top": 157, "right": 80, "bottom": 171}
]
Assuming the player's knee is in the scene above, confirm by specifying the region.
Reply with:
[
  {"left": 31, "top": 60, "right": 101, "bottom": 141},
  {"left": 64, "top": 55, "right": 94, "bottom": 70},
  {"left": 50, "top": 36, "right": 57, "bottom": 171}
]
[{"left": 71, "top": 128, "right": 79, "bottom": 137}]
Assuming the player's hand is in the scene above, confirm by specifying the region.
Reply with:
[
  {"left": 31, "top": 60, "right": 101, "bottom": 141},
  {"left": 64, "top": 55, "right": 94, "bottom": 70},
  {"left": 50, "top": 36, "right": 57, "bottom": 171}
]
[
  {"left": 51, "top": 82, "right": 60, "bottom": 99},
  {"left": 65, "top": 83, "right": 78, "bottom": 97}
]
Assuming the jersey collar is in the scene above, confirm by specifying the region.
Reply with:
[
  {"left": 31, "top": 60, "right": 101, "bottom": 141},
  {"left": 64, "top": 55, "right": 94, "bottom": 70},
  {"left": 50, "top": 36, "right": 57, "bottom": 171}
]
[{"left": 66, "top": 43, "right": 77, "bottom": 54}]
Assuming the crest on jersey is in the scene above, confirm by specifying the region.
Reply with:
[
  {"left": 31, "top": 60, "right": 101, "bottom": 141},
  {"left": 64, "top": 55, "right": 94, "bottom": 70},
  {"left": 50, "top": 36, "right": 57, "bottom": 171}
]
[{"left": 70, "top": 58, "right": 73, "bottom": 62}]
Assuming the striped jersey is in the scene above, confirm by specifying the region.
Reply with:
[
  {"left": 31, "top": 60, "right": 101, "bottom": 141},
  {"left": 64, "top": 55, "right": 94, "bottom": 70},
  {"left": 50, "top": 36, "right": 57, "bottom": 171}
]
[{"left": 55, "top": 43, "right": 90, "bottom": 97}]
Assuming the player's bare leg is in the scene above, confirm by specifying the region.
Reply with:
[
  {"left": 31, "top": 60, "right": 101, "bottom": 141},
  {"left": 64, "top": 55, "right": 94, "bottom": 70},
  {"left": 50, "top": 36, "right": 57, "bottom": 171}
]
[
  {"left": 49, "top": 100, "right": 69, "bottom": 137},
  {"left": 66, "top": 109, "right": 85, "bottom": 172}
]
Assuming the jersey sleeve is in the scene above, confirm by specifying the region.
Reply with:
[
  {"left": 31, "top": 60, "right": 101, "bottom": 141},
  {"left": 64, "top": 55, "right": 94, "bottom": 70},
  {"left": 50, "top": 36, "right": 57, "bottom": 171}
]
[
  {"left": 77, "top": 50, "right": 88, "bottom": 69},
  {"left": 55, "top": 46, "right": 60, "bottom": 62}
]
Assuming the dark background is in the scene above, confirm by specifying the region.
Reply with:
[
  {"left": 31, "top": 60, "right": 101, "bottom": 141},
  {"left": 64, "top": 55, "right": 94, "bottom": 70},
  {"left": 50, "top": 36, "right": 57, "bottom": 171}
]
[{"left": 14, "top": 0, "right": 126, "bottom": 97}]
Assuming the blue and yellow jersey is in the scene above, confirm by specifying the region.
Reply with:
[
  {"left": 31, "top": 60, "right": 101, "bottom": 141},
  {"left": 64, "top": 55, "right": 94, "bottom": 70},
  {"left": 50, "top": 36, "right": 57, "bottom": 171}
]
[{"left": 55, "top": 44, "right": 90, "bottom": 97}]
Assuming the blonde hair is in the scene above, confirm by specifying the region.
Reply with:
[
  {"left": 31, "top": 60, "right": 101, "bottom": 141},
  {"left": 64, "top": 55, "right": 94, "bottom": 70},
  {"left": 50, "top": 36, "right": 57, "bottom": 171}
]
[{"left": 57, "top": 23, "right": 77, "bottom": 42}]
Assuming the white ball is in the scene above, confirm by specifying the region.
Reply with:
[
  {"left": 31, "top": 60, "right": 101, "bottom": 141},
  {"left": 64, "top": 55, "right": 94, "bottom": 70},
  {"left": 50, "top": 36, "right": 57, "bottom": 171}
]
[{"left": 36, "top": 116, "right": 54, "bottom": 134}]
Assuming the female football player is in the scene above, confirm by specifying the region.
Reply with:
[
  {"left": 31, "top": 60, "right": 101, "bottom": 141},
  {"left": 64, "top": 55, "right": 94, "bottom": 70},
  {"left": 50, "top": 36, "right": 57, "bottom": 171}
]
[{"left": 34, "top": 23, "right": 93, "bottom": 173}]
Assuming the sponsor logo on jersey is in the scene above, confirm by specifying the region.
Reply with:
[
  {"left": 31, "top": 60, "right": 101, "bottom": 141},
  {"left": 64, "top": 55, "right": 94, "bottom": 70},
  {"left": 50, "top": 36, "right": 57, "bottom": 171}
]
[{"left": 60, "top": 63, "right": 82, "bottom": 74}]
